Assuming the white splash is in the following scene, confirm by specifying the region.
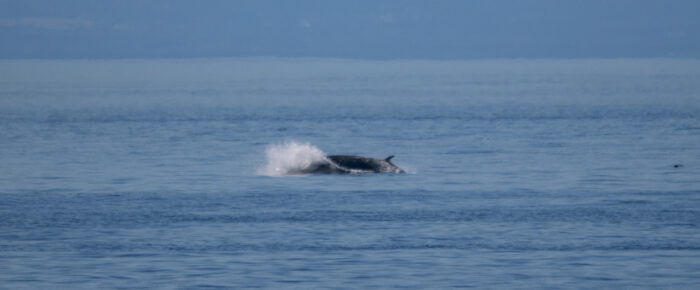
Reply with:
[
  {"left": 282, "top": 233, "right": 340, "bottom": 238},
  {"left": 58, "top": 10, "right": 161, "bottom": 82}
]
[{"left": 258, "top": 141, "right": 328, "bottom": 176}]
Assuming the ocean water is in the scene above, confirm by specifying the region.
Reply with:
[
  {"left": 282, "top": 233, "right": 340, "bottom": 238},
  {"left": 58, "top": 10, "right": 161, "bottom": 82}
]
[{"left": 1, "top": 58, "right": 699, "bottom": 288}]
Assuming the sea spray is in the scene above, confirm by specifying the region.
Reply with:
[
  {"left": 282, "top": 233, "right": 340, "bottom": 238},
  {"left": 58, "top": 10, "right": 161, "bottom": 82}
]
[{"left": 259, "top": 141, "right": 328, "bottom": 176}]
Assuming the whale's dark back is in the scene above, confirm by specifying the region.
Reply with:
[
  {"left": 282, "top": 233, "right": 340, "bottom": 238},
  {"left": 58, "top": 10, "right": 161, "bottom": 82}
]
[
  {"left": 327, "top": 155, "right": 380, "bottom": 171},
  {"left": 327, "top": 155, "right": 405, "bottom": 173}
]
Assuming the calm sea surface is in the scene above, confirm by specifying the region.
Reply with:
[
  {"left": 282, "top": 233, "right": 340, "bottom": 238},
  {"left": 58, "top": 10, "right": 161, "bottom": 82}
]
[{"left": 1, "top": 59, "right": 699, "bottom": 288}]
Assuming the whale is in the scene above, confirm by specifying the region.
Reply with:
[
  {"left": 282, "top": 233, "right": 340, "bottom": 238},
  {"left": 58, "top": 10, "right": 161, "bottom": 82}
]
[{"left": 304, "top": 155, "right": 405, "bottom": 174}]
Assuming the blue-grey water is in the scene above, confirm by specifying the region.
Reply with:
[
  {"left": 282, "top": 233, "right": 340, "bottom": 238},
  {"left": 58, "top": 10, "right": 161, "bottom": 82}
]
[{"left": 1, "top": 59, "right": 699, "bottom": 288}]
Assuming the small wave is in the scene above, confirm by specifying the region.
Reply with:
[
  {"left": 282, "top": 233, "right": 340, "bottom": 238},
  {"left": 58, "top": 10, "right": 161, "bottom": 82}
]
[{"left": 258, "top": 141, "right": 328, "bottom": 176}]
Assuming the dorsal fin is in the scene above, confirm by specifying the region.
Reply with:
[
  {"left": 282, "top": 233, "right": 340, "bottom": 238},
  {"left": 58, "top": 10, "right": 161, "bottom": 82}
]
[{"left": 384, "top": 155, "right": 394, "bottom": 162}]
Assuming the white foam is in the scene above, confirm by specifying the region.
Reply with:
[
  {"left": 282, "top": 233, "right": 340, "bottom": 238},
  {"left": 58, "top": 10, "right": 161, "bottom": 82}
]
[{"left": 258, "top": 141, "right": 328, "bottom": 176}]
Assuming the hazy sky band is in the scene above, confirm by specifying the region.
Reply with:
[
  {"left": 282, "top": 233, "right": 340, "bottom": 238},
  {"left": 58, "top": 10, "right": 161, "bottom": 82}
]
[{"left": 1, "top": 0, "right": 699, "bottom": 59}]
